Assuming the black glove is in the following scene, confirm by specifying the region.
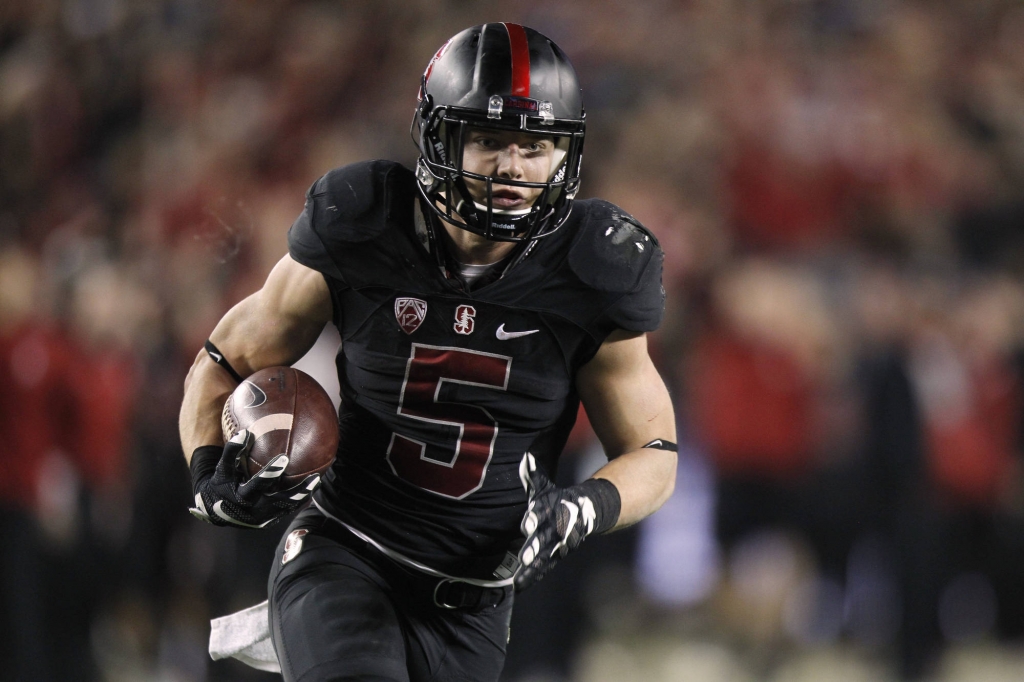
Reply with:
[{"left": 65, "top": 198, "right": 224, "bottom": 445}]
[
  {"left": 514, "top": 452, "right": 621, "bottom": 592},
  {"left": 188, "top": 430, "right": 320, "bottom": 528}
]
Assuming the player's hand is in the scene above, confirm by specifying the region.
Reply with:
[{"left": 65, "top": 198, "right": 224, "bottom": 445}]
[
  {"left": 188, "top": 430, "right": 321, "bottom": 528},
  {"left": 514, "top": 452, "right": 620, "bottom": 592}
]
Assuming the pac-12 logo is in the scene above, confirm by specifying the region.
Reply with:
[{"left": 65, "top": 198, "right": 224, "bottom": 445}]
[
  {"left": 454, "top": 305, "right": 476, "bottom": 335},
  {"left": 395, "top": 297, "right": 428, "bottom": 335}
]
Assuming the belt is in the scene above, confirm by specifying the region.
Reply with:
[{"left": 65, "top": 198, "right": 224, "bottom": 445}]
[
  {"left": 313, "top": 508, "right": 511, "bottom": 612},
  {"left": 431, "top": 578, "right": 508, "bottom": 610}
]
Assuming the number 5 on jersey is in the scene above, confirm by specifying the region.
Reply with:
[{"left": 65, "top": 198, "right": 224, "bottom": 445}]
[{"left": 387, "top": 344, "right": 512, "bottom": 499}]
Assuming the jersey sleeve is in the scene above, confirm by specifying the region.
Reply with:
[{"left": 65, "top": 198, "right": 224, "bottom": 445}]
[
  {"left": 287, "top": 160, "right": 410, "bottom": 283},
  {"left": 602, "top": 244, "right": 665, "bottom": 333},
  {"left": 567, "top": 200, "right": 667, "bottom": 339},
  {"left": 288, "top": 175, "right": 346, "bottom": 281}
]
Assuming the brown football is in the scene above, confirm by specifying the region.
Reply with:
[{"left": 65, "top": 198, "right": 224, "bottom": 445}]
[{"left": 221, "top": 367, "right": 339, "bottom": 487}]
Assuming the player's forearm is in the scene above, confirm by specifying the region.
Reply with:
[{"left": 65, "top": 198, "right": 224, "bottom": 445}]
[
  {"left": 179, "top": 352, "right": 236, "bottom": 463},
  {"left": 592, "top": 446, "right": 677, "bottom": 530},
  {"left": 178, "top": 259, "right": 333, "bottom": 464}
]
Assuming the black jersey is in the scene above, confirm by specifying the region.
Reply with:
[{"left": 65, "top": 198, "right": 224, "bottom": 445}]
[{"left": 287, "top": 160, "right": 664, "bottom": 579}]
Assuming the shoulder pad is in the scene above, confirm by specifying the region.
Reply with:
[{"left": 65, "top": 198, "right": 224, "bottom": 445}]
[
  {"left": 568, "top": 200, "right": 660, "bottom": 293},
  {"left": 303, "top": 160, "right": 413, "bottom": 243}
]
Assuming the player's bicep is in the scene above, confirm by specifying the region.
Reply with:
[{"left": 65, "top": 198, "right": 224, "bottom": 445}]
[
  {"left": 576, "top": 330, "right": 675, "bottom": 458},
  {"left": 209, "top": 255, "right": 333, "bottom": 377}
]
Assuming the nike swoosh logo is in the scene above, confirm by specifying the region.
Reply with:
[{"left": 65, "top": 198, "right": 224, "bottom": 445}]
[
  {"left": 496, "top": 324, "right": 540, "bottom": 341},
  {"left": 552, "top": 500, "right": 580, "bottom": 556},
  {"left": 241, "top": 381, "right": 267, "bottom": 408},
  {"left": 212, "top": 501, "right": 273, "bottom": 528}
]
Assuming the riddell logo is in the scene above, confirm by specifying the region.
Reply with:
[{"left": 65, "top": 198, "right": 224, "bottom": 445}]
[{"left": 454, "top": 305, "right": 476, "bottom": 335}]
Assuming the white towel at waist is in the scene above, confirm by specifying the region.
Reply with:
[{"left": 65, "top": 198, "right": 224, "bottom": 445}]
[{"left": 208, "top": 600, "right": 280, "bottom": 673}]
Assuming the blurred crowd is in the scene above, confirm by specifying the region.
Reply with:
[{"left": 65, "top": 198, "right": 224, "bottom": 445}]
[{"left": 2, "top": 0, "right": 1024, "bottom": 681}]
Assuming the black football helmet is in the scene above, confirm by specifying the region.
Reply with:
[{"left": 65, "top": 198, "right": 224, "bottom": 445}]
[{"left": 412, "top": 23, "right": 586, "bottom": 242}]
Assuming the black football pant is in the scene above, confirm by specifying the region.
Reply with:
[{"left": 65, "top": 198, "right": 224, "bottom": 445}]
[{"left": 268, "top": 507, "right": 513, "bottom": 682}]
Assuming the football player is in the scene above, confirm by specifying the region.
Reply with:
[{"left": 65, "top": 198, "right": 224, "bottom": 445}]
[{"left": 180, "top": 23, "right": 677, "bottom": 682}]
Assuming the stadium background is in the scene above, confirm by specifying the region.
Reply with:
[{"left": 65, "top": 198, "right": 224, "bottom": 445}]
[{"left": 2, "top": 0, "right": 1024, "bottom": 680}]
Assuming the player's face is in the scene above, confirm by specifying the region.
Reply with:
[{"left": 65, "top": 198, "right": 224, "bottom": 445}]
[{"left": 460, "top": 128, "right": 556, "bottom": 211}]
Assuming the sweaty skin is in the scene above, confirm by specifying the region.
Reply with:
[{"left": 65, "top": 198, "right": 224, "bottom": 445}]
[{"left": 179, "top": 256, "right": 332, "bottom": 463}]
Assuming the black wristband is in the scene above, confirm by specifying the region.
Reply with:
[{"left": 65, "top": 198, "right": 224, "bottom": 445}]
[
  {"left": 642, "top": 439, "right": 678, "bottom": 452},
  {"left": 576, "top": 478, "right": 621, "bottom": 534},
  {"left": 204, "top": 340, "right": 244, "bottom": 384},
  {"left": 189, "top": 445, "right": 222, "bottom": 494}
]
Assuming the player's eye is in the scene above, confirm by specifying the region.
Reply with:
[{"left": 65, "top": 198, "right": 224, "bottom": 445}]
[
  {"left": 471, "top": 135, "right": 499, "bottom": 149},
  {"left": 525, "top": 138, "right": 554, "bottom": 153}
]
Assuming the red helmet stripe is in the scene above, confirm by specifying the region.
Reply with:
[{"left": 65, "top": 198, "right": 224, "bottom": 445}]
[{"left": 503, "top": 23, "right": 531, "bottom": 97}]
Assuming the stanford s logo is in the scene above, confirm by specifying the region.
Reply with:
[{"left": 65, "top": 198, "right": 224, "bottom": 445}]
[
  {"left": 395, "top": 298, "right": 428, "bottom": 334},
  {"left": 454, "top": 305, "right": 476, "bottom": 335},
  {"left": 282, "top": 528, "right": 308, "bottom": 565}
]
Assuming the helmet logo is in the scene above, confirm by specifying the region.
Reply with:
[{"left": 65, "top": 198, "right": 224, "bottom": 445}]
[
  {"left": 454, "top": 305, "right": 476, "bottom": 335},
  {"left": 396, "top": 297, "right": 428, "bottom": 334},
  {"left": 422, "top": 38, "right": 453, "bottom": 89}
]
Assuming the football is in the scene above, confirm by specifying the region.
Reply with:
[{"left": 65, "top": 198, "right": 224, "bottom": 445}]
[{"left": 221, "top": 366, "right": 339, "bottom": 487}]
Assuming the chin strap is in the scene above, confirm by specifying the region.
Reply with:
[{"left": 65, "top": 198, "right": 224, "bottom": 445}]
[
  {"left": 415, "top": 195, "right": 450, "bottom": 274},
  {"left": 416, "top": 194, "right": 541, "bottom": 286},
  {"left": 500, "top": 238, "right": 538, "bottom": 276}
]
